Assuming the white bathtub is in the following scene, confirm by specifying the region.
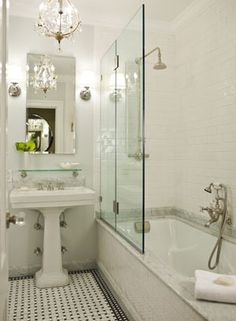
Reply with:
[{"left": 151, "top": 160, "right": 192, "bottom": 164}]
[
  {"left": 98, "top": 218, "right": 236, "bottom": 321},
  {"left": 119, "top": 217, "right": 236, "bottom": 278}
]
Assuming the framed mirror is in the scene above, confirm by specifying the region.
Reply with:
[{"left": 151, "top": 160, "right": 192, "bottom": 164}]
[{"left": 26, "top": 53, "right": 76, "bottom": 154}]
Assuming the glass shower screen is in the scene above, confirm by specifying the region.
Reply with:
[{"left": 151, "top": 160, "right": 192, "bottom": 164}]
[{"left": 100, "top": 5, "right": 145, "bottom": 252}]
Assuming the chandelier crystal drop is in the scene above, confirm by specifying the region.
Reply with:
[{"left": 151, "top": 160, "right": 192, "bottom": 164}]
[
  {"left": 31, "top": 56, "right": 57, "bottom": 94},
  {"left": 36, "top": 0, "right": 81, "bottom": 49}
]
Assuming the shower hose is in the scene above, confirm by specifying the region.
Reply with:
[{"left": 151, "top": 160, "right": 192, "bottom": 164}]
[{"left": 208, "top": 191, "right": 227, "bottom": 270}]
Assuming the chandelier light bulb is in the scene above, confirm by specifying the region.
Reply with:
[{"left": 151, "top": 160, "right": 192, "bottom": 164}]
[{"left": 36, "top": 0, "right": 81, "bottom": 50}]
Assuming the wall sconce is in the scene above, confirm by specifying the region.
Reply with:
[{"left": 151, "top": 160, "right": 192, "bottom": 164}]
[
  {"left": 109, "top": 73, "right": 126, "bottom": 102},
  {"left": 80, "top": 86, "right": 91, "bottom": 101},
  {"left": 7, "top": 64, "right": 23, "bottom": 97},
  {"left": 8, "top": 82, "right": 21, "bottom": 97},
  {"left": 79, "top": 70, "right": 95, "bottom": 101}
]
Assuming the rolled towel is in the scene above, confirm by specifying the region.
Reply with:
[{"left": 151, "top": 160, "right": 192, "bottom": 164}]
[{"left": 195, "top": 270, "right": 236, "bottom": 304}]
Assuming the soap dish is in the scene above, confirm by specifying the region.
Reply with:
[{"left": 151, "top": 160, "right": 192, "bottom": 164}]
[{"left": 60, "top": 162, "right": 80, "bottom": 170}]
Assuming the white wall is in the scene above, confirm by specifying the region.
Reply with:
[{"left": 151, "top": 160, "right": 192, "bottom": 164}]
[
  {"left": 174, "top": 0, "right": 236, "bottom": 227},
  {"left": 8, "top": 16, "right": 97, "bottom": 275}
]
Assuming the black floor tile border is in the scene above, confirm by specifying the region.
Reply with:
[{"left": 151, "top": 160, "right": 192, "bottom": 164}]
[
  {"left": 91, "top": 270, "right": 129, "bottom": 321},
  {"left": 9, "top": 269, "right": 130, "bottom": 321}
]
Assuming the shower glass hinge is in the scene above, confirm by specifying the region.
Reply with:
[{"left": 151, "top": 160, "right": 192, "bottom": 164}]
[
  {"left": 100, "top": 74, "right": 103, "bottom": 81},
  {"left": 99, "top": 195, "right": 103, "bottom": 203},
  {"left": 114, "top": 55, "right": 119, "bottom": 71},
  {"left": 113, "top": 200, "right": 119, "bottom": 215}
]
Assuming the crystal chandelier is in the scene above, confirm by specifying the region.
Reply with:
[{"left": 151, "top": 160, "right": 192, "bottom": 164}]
[
  {"left": 31, "top": 56, "right": 57, "bottom": 94},
  {"left": 36, "top": 0, "right": 81, "bottom": 49}
]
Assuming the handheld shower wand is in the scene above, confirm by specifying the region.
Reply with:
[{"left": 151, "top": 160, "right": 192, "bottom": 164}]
[{"left": 201, "top": 183, "right": 231, "bottom": 269}]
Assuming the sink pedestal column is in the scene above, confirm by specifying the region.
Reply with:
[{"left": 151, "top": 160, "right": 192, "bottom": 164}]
[{"left": 35, "top": 208, "right": 69, "bottom": 288}]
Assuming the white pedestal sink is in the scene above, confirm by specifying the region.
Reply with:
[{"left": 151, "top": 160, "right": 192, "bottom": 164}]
[{"left": 10, "top": 186, "right": 95, "bottom": 288}]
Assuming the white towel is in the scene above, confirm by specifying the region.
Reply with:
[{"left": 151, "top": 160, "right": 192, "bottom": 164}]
[{"left": 195, "top": 270, "right": 236, "bottom": 304}]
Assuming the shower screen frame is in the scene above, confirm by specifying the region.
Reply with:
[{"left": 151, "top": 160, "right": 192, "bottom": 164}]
[{"left": 99, "top": 4, "right": 145, "bottom": 253}]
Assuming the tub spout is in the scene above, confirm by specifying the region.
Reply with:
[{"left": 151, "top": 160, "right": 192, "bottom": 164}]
[{"left": 204, "top": 217, "right": 218, "bottom": 228}]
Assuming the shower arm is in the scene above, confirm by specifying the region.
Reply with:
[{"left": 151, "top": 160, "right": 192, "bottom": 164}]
[
  {"left": 136, "top": 47, "right": 161, "bottom": 64},
  {"left": 145, "top": 47, "right": 161, "bottom": 59}
]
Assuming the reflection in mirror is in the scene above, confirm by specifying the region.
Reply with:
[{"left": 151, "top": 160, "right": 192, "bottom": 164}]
[
  {"left": 26, "top": 53, "right": 76, "bottom": 154},
  {"left": 26, "top": 111, "right": 54, "bottom": 153}
]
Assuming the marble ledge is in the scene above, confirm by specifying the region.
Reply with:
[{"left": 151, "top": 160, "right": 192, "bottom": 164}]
[{"left": 97, "top": 206, "right": 236, "bottom": 244}]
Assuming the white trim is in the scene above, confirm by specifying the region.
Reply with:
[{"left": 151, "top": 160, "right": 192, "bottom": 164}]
[
  {"left": 27, "top": 100, "right": 64, "bottom": 153},
  {"left": 98, "top": 262, "right": 142, "bottom": 321},
  {"left": 0, "top": 1, "right": 8, "bottom": 320}
]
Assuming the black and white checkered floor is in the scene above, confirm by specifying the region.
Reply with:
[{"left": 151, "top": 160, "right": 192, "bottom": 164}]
[{"left": 8, "top": 270, "right": 129, "bottom": 321}]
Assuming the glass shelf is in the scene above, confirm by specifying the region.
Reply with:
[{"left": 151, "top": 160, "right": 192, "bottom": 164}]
[
  {"left": 18, "top": 169, "right": 82, "bottom": 178},
  {"left": 18, "top": 169, "right": 81, "bottom": 172}
]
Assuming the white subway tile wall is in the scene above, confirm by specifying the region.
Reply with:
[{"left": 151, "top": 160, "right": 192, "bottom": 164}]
[
  {"left": 174, "top": 0, "right": 236, "bottom": 226},
  {"left": 145, "top": 28, "right": 177, "bottom": 208},
  {"left": 144, "top": 0, "right": 236, "bottom": 228}
]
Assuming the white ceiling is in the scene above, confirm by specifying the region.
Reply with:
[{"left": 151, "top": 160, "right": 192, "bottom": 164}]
[{"left": 9, "top": 0, "right": 196, "bottom": 26}]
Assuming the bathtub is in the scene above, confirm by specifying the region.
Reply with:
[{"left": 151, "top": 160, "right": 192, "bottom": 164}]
[
  {"left": 98, "top": 217, "right": 236, "bottom": 321},
  {"left": 118, "top": 217, "right": 236, "bottom": 278}
]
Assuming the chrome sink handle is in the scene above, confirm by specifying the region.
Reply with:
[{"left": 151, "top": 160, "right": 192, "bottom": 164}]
[
  {"left": 47, "top": 182, "right": 54, "bottom": 191},
  {"left": 37, "top": 182, "right": 44, "bottom": 190},
  {"left": 57, "top": 181, "right": 65, "bottom": 190}
]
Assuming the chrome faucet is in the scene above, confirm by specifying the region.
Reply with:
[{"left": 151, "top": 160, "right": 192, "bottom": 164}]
[
  {"left": 47, "top": 182, "right": 54, "bottom": 191},
  {"left": 57, "top": 181, "right": 65, "bottom": 190},
  {"left": 204, "top": 217, "right": 218, "bottom": 228},
  {"left": 201, "top": 183, "right": 231, "bottom": 269},
  {"left": 201, "top": 183, "right": 226, "bottom": 227},
  {"left": 200, "top": 201, "right": 224, "bottom": 227},
  {"left": 37, "top": 182, "right": 44, "bottom": 190}
]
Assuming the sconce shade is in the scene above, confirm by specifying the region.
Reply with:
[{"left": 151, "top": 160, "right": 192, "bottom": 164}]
[
  {"left": 7, "top": 64, "right": 23, "bottom": 83},
  {"left": 80, "top": 70, "right": 95, "bottom": 88}
]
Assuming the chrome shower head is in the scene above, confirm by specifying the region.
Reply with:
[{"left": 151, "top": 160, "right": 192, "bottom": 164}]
[
  {"left": 204, "top": 183, "right": 213, "bottom": 193},
  {"left": 153, "top": 47, "right": 167, "bottom": 70},
  {"left": 136, "top": 46, "right": 167, "bottom": 70},
  {"left": 153, "top": 61, "right": 167, "bottom": 70}
]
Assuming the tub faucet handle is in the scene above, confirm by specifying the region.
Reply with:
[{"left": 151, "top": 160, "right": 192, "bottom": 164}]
[
  {"left": 205, "top": 217, "right": 218, "bottom": 228},
  {"left": 200, "top": 206, "right": 210, "bottom": 213}
]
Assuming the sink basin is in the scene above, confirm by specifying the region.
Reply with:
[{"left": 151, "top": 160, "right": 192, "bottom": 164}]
[
  {"left": 9, "top": 186, "right": 95, "bottom": 288},
  {"left": 10, "top": 186, "right": 95, "bottom": 209}
]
